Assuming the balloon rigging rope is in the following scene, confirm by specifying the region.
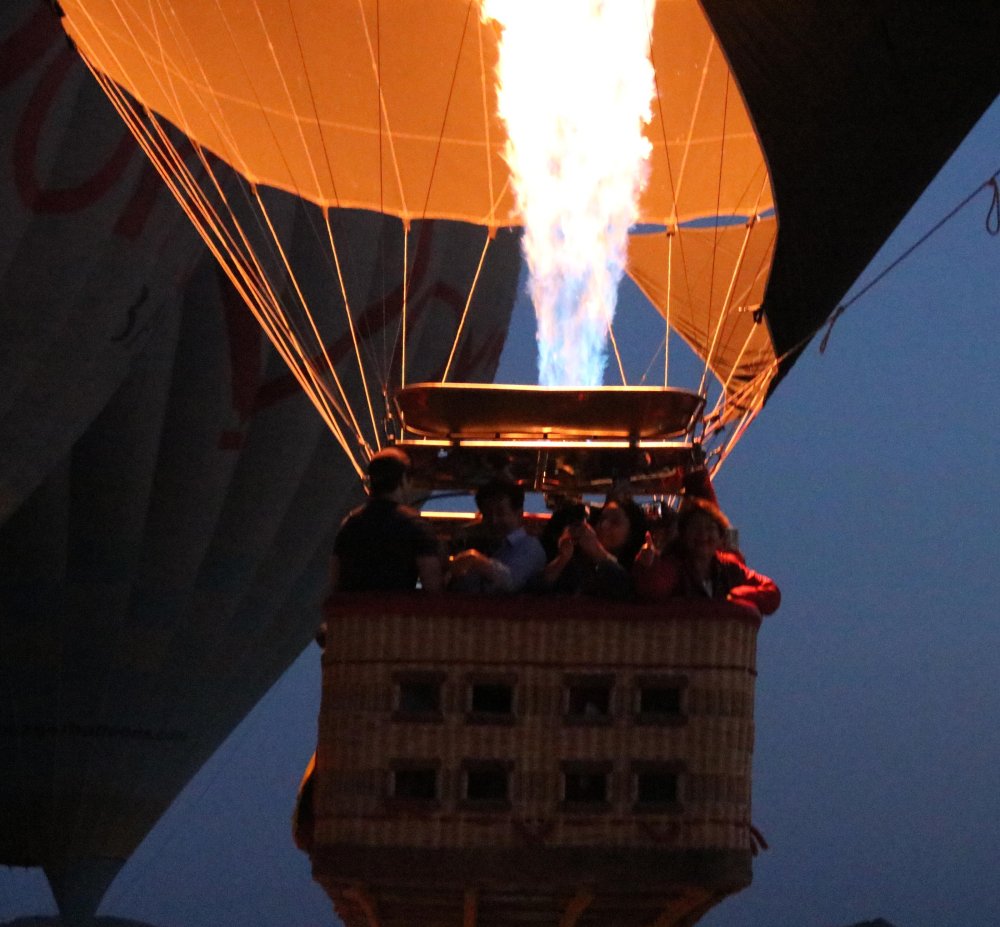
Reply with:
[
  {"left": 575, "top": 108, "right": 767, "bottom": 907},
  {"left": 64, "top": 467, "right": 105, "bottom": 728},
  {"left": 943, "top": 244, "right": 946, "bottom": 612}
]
[
  {"left": 701, "top": 157, "right": 1000, "bottom": 445},
  {"left": 640, "top": 23, "right": 777, "bottom": 432},
  {"left": 714, "top": 401, "right": 762, "bottom": 472},
  {"left": 86, "top": 69, "right": 281, "bottom": 373},
  {"left": 710, "top": 173, "right": 776, "bottom": 365},
  {"left": 253, "top": 188, "right": 374, "bottom": 453},
  {"left": 638, "top": 332, "right": 666, "bottom": 386},
  {"left": 85, "top": 0, "right": 378, "bottom": 472},
  {"left": 284, "top": 0, "right": 341, "bottom": 207},
  {"left": 356, "top": 0, "right": 407, "bottom": 217},
  {"left": 607, "top": 322, "right": 628, "bottom": 386},
  {"left": 710, "top": 322, "right": 767, "bottom": 427},
  {"left": 374, "top": 0, "right": 390, "bottom": 394},
  {"left": 442, "top": 230, "right": 493, "bottom": 383},
  {"left": 702, "top": 178, "right": 776, "bottom": 419},
  {"left": 646, "top": 12, "right": 682, "bottom": 387},
  {"left": 819, "top": 166, "right": 1000, "bottom": 353},
  {"left": 664, "top": 227, "right": 672, "bottom": 385},
  {"left": 279, "top": 0, "right": 382, "bottom": 447},
  {"left": 115, "top": 79, "right": 364, "bottom": 474},
  {"left": 672, "top": 33, "right": 714, "bottom": 220},
  {"left": 418, "top": 0, "right": 477, "bottom": 224},
  {"left": 321, "top": 209, "right": 384, "bottom": 452},
  {"left": 477, "top": 17, "right": 498, "bottom": 225},
  {"left": 699, "top": 216, "right": 754, "bottom": 398},
  {"left": 711, "top": 164, "right": 1000, "bottom": 467},
  {"left": 401, "top": 226, "right": 409, "bottom": 389},
  {"left": 698, "top": 59, "right": 731, "bottom": 398},
  {"left": 659, "top": 34, "right": 711, "bottom": 375},
  {"left": 243, "top": 0, "right": 376, "bottom": 452},
  {"left": 147, "top": 0, "right": 359, "bottom": 446},
  {"left": 361, "top": 0, "right": 405, "bottom": 396},
  {"left": 711, "top": 227, "right": 778, "bottom": 423}
]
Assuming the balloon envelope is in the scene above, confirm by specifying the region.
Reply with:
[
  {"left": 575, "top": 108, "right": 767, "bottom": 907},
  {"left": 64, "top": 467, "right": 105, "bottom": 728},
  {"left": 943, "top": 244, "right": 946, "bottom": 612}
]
[{"left": 57, "top": 0, "right": 780, "bottom": 440}]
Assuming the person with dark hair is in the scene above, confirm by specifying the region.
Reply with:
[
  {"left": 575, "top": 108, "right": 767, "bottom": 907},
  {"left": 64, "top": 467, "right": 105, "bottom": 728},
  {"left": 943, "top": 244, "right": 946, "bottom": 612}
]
[
  {"left": 634, "top": 497, "right": 779, "bottom": 616},
  {"left": 330, "top": 448, "right": 442, "bottom": 593},
  {"left": 448, "top": 478, "right": 546, "bottom": 593},
  {"left": 539, "top": 498, "right": 647, "bottom": 599}
]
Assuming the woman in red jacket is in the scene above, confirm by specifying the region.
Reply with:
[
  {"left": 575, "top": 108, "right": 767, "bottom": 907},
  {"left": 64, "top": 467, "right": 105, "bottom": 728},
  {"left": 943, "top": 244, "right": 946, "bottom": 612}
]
[{"left": 634, "top": 499, "right": 780, "bottom": 616}]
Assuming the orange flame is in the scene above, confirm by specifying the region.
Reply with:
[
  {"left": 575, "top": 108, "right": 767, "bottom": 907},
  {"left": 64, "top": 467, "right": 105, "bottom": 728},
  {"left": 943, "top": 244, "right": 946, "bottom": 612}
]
[{"left": 484, "top": 0, "right": 655, "bottom": 385}]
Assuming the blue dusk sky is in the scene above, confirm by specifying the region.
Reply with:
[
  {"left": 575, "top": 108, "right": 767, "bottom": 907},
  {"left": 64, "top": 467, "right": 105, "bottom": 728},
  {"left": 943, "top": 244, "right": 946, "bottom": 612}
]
[{"left": 2, "top": 97, "right": 998, "bottom": 927}]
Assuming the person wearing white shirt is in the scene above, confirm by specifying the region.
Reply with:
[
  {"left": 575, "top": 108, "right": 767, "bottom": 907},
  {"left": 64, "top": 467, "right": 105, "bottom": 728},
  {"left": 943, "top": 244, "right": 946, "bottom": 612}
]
[{"left": 448, "top": 478, "right": 546, "bottom": 594}]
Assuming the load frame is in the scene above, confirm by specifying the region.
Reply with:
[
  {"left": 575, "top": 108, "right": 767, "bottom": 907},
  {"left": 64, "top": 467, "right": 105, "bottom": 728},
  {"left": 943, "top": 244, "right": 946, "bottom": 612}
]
[{"left": 390, "top": 383, "right": 706, "bottom": 496}]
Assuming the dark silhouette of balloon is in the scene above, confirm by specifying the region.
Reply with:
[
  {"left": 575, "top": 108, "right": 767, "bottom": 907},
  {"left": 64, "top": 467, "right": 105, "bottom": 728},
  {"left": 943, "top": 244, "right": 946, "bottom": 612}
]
[
  {"left": 698, "top": 0, "right": 1000, "bottom": 386},
  {"left": 0, "top": 4, "right": 522, "bottom": 924}
]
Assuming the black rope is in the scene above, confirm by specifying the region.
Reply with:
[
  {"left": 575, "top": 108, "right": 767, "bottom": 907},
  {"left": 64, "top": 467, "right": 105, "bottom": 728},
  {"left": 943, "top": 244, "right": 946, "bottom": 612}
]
[
  {"left": 818, "top": 167, "right": 1000, "bottom": 353},
  {"left": 818, "top": 304, "right": 845, "bottom": 355},
  {"left": 987, "top": 177, "right": 1000, "bottom": 236}
]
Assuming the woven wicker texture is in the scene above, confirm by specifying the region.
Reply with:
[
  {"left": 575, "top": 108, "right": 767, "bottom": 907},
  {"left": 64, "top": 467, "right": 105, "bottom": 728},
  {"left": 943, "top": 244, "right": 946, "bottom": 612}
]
[{"left": 309, "top": 595, "right": 758, "bottom": 927}]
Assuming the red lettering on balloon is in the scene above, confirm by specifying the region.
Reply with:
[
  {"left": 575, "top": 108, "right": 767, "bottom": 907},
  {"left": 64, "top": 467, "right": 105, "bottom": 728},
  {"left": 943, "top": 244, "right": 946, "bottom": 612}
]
[
  {"left": 214, "top": 218, "right": 504, "bottom": 449},
  {"left": 0, "top": 5, "right": 60, "bottom": 92},
  {"left": 438, "top": 329, "right": 506, "bottom": 384},
  {"left": 251, "top": 220, "right": 446, "bottom": 411},
  {"left": 14, "top": 46, "right": 138, "bottom": 214}
]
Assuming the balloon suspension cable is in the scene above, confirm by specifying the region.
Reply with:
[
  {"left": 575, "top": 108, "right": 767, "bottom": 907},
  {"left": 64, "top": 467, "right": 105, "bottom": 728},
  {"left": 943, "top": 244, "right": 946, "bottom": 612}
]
[
  {"left": 706, "top": 356, "right": 775, "bottom": 447},
  {"left": 252, "top": 190, "right": 371, "bottom": 444},
  {"left": 699, "top": 174, "right": 772, "bottom": 404},
  {"left": 425, "top": 3, "right": 482, "bottom": 386},
  {"left": 674, "top": 35, "right": 716, "bottom": 217},
  {"left": 638, "top": 331, "right": 664, "bottom": 385},
  {"left": 401, "top": 223, "right": 409, "bottom": 389},
  {"left": 322, "top": 211, "right": 383, "bottom": 453},
  {"left": 712, "top": 211, "right": 776, "bottom": 415},
  {"left": 820, "top": 165, "right": 1000, "bottom": 354},
  {"left": 644, "top": 5, "right": 683, "bottom": 391},
  {"left": 710, "top": 310, "right": 765, "bottom": 423},
  {"left": 83, "top": 60, "right": 368, "bottom": 476},
  {"left": 476, "top": 19, "right": 501, "bottom": 228},
  {"left": 664, "top": 226, "right": 673, "bottom": 385},
  {"left": 359, "top": 0, "right": 408, "bottom": 220},
  {"left": 82, "top": 5, "right": 373, "bottom": 467},
  {"left": 282, "top": 0, "right": 389, "bottom": 445},
  {"left": 697, "top": 68, "right": 732, "bottom": 398},
  {"left": 442, "top": 229, "right": 493, "bottom": 383},
  {"left": 697, "top": 212, "right": 752, "bottom": 396},
  {"left": 256, "top": 0, "right": 383, "bottom": 450},
  {"left": 715, "top": 397, "right": 764, "bottom": 472},
  {"left": 647, "top": 10, "right": 680, "bottom": 214},
  {"left": 607, "top": 320, "right": 628, "bottom": 385},
  {"left": 418, "top": 0, "right": 476, "bottom": 222},
  {"left": 230, "top": 0, "right": 375, "bottom": 454}
]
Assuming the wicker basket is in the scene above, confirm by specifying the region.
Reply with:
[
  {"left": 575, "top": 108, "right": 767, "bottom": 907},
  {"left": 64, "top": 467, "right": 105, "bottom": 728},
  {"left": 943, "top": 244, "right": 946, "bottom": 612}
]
[{"left": 307, "top": 594, "right": 759, "bottom": 927}]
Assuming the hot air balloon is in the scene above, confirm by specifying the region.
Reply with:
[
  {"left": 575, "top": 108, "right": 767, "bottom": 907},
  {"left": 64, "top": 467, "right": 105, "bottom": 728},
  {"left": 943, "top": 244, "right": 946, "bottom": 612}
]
[
  {"left": 0, "top": 2, "right": 521, "bottom": 924},
  {"left": 24, "top": 0, "right": 1000, "bottom": 924},
  {"left": 54, "top": 0, "right": 999, "bottom": 464},
  {"left": 52, "top": 0, "right": 776, "bottom": 473},
  {"left": 37, "top": 0, "right": 1000, "bottom": 567}
]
